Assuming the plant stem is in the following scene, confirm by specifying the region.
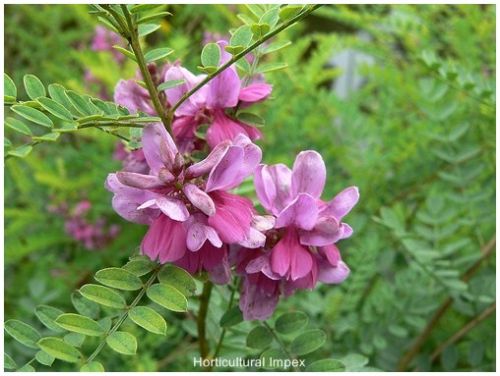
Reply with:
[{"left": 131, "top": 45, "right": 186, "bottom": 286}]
[
  {"left": 116, "top": 5, "right": 171, "bottom": 134},
  {"left": 84, "top": 266, "right": 162, "bottom": 365},
  {"left": 210, "top": 279, "right": 238, "bottom": 364},
  {"left": 262, "top": 321, "right": 300, "bottom": 372},
  {"left": 170, "top": 4, "right": 323, "bottom": 114},
  {"left": 396, "top": 235, "right": 496, "bottom": 371},
  {"left": 197, "top": 281, "right": 213, "bottom": 362}
]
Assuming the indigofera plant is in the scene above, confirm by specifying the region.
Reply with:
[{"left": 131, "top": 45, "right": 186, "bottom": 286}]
[{"left": 4, "top": 4, "right": 362, "bottom": 371}]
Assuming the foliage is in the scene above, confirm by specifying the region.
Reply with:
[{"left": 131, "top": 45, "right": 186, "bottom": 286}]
[{"left": 4, "top": 3, "right": 495, "bottom": 372}]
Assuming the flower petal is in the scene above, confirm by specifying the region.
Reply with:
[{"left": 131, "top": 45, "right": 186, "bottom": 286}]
[
  {"left": 116, "top": 171, "right": 164, "bottom": 189},
  {"left": 183, "top": 183, "right": 216, "bottom": 216},
  {"left": 238, "top": 83, "right": 272, "bottom": 103},
  {"left": 275, "top": 193, "right": 319, "bottom": 231},
  {"left": 325, "top": 186, "right": 360, "bottom": 220},
  {"left": 318, "top": 260, "right": 350, "bottom": 284},
  {"left": 142, "top": 123, "right": 178, "bottom": 174},
  {"left": 114, "top": 79, "right": 154, "bottom": 115},
  {"left": 254, "top": 163, "right": 292, "bottom": 215},
  {"left": 205, "top": 146, "right": 244, "bottom": 192},
  {"left": 206, "top": 67, "right": 241, "bottom": 109},
  {"left": 155, "top": 196, "right": 189, "bottom": 222},
  {"left": 291, "top": 150, "right": 326, "bottom": 199},
  {"left": 141, "top": 215, "right": 187, "bottom": 263},
  {"left": 299, "top": 216, "right": 340, "bottom": 246},
  {"left": 185, "top": 140, "right": 231, "bottom": 178}
]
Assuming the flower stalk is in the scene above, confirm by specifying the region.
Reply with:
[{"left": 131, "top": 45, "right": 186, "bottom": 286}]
[{"left": 197, "top": 281, "right": 213, "bottom": 363}]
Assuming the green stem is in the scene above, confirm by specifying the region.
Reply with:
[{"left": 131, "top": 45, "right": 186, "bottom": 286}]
[
  {"left": 211, "top": 279, "right": 238, "bottom": 364},
  {"left": 262, "top": 321, "right": 300, "bottom": 372},
  {"left": 197, "top": 281, "right": 213, "bottom": 362},
  {"left": 170, "top": 4, "right": 323, "bottom": 114},
  {"left": 84, "top": 266, "right": 162, "bottom": 365}
]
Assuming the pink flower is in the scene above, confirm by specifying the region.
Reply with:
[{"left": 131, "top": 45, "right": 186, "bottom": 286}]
[
  {"left": 163, "top": 41, "right": 272, "bottom": 151},
  {"left": 105, "top": 123, "right": 265, "bottom": 281},
  {"left": 91, "top": 25, "right": 125, "bottom": 64},
  {"left": 113, "top": 142, "right": 149, "bottom": 174},
  {"left": 236, "top": 150, "right": 358, "bottom": 320}
]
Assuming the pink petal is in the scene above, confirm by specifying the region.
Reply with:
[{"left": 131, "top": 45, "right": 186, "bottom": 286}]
[
  {"left": 185, "top": 140, "right": 231, "bottom": 178},
  {"left": 252, "top": 215, "right": 275, "bottom": 232},
  {"left": 239, "top": 275, "right": 280, "bottom": 321},
  {"left": 206, "top": 66, "right": 240, "bottom": 109},
  {"left": 141, "top": 215, "right": 187, "bottom": 263},
  {"left": 114, "top": 79, "right": 154, "bottom": 115},
  {"left": 186, "top": 222, "right": 208, "bottom": 251},
  {"left": 318, "top": 260, "right": 350, "bottom": 284},
  {"left": 271, "top": 236, "right": 291, "bottom": 277},
  {"left": 299, "top": 216, "right": 340, "bottom": 246},
  {"left": 155, "top": 196, "right": 189, "bottom": 222},
  {"left": 116, "top": 171, "right": 164, "bottom": 189},
  {"left": 207, "top": 191, "right": 254, "bottom": 244},
  {"left": 319, "top": 244, "right": 341, "bottom": 266},
  {"left": 238, "top": 83, "right": 272, "bottom": 103},
  {"left": 254, "top": 163, "right": 292, "bottom": 215},
  {"left": 326, "top": 186, "right": 360, "bottom": 220},
  {"left": 205, "top": 146, "right": 244, "bottom": 192},
  {"left": 238, "top": 227, "right": 266, "bottom": 249},
  {"left": 291, "top": 150, "right": 326, "bottom": 199},
  {"left": 172, "top": 116, "right": 198, "bottom": 153},
  {"left": 275, "top": 193, "right": 319, "bottom": 231},
  {"left": 183, "top": 183, "right": 216, "bottom": 216},
  {"left": 164, "top": 66, "right": 207, "bottom": 116},
  {"left": 142, "top": 123, "right": 178, "bottom": 174}
]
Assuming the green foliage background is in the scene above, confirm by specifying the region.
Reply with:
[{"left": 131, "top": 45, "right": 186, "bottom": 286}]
[{"left": 4, "top": 4, "right": 496, "bottom": 372}]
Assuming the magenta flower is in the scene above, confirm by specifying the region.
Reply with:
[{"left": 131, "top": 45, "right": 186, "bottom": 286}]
[
  {"left": 163, "top": 41, "right": 272, "bottom": 151},
  {"left": 106, "top": 123, "right": 266, "bottom": 282},
  {"left": 235, "top": 150, "right": 359, "bottom": 320}
]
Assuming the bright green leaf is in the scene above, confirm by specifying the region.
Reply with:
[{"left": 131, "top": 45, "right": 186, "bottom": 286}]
[
  {"left": 7, "top": 145, "right": 33, "bottom": 158},
  {"left": 220, "top": 306, "right": 243, "bottom": 328},
  {"left": 4, "top": 319, "right": 40, "bottom": 349},
  {"left": 158, "top": 265, "right": 196, "bottom": 297},
  {"left": 79, "top": 284, "right": 126, "bottom": 309},
  {"left": 95, "top": 267, "right": 143, "bottom": 291},
  {"left": 23, "top": 74, "right": 46, "bottom": 99},
  {"left": 5, "top": 117, "right": 32, "bottom": 136},
  {"left": 279, "top": 5, "right": 304, "bottom": 21},
  {"left": 4, "top": 353, "right": 17, "bottom": 370},
  {"left": 71, "top": 291, "right": 100, "bottom": 319},
  {"left": 64, "top": 332, "right": 86, "bottom": 348},
  {"left": 123, "top": 256, "right": 156, "bottom": 277},
  {"left": 106, "top": 331, "right": 137, "bottom": 355},
  {"left": 306, "top": 359, "right": 345, "bottom": 372},
  {"left": 37, "top": 97, "right": 73, "bottom": 121},
  {"left": 236, "top": 112, "right": 265, "bottom": 127},
  {"left": 37, "top": 337, "right": 81, "bottom": 363},
  {"left": 147, "top": 283, "right": 188, "bottom": 312},
  {"left": 144, "top": 47, "right": 174, "bottom": 63},
  {"left": 257, "top": 62, "right": 288, "bottom": 74},
  {"left": 246, "top": 325, "right": 272, "bottom": 349},
  {"left": 129, "top": 306, "right": 167, "bottom": 335},
  {"left": 275, "top": 311, "right": 308, "bottom": 334},
  {"left": 32, "top": 132, "right": 60, "bottom": 142},
  {"left": 112, "top": 45, "right": 137, "bottom": 62},
  {"left": 11, "top": 105, "right": 53, "bottom": 128},
  {"left": 4, "top": 73, "right": 16, "bottom": 98},
  {"left": 230, "top": 25, "right": 253, "bottom": 47},
  {"left": 55, "top": 313, "right": 104, "bottom": 337},
  {"left": 81, "top": 361, "right": 105, "bottom": 372},
  {"left": 201, "top": 43, "right": 221, "bottom": 67},
  {"left": 35, "top": 305, "right": 65, "bottom": 332},
  {"left": 138, "top": 24, "right": 161, "bottom": 37},
  {"left": 35, "top": 350, "right": 55, "bottom": 366}
]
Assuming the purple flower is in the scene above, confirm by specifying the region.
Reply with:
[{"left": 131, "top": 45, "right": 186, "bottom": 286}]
[
  {"left": 106, "top": 123, "right": 266, "bottom": 281},
  {"left": 164, "top": 42, "right": 272, "bottom": 151},
  {"left": 91, "top": 25, "right": 125, "bottom": 64},
  {"left": 235, "top": 150, "right": 358, "bottom": 320}
]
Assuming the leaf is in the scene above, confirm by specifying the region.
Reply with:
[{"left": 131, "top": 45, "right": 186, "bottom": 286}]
[
  {"left": 23, "top": 74, "right": 46, "bottom": 99},
  {"left": 95, "top": 267, "right": 143, "bottom": 291},
  {"left": 262, "top": 40, "right": 292, "bottom": 54},
  {"left": 37, "top": 337, "right": 81, "bottom": 363},
  {"left": 144, "top": 47, "right": 174, "bottom": 63},
  {"left": 290, "top": 329, "right": 326, "bottom": 355},
  {"left": 130, "top": 4, "right": 165, "bottom": 13},
  {"left": 35, "top": 350, "right": 55, "bottom": 366},
  {"left": 5, "top": 117, "right": 32, "bottom": 136},
  {"left": 65, "top": 91, "right": 93, "bottom": 116},
  {"left": 260, "top": 6, "right": 280, "bottom": 28},
  {"left": 55, "top": 313, "right": 104, "bottom": 337},
  {"left": 137, "top": 11, "right": 172, "bottom": 25},
  {"left": 113, "top": 45, "right": 137, "bottom": 62},
  {"left": 220, "top": 306, "right": 243, "bottom": 327},
  {"left": 35, "top": 305, "right": 65, "bottom": 332},
  {"left": 275, "top": 311, "right": 308, "bottom": 334},
  {"left": 4, "top": 137, "right": 12, "bottom": 148},
  {"left": 106, "top": 331, "right": 137, "bottom": 355},
  {"left": 246, "top": 325, "right": 272, "bottom": 349},
  {"left": 339, "top": 353, "right": 369, "bottom": 370},
  {"left": 138, "top": 24, "right": 161, "bottom": 37},
  {"left": 79, "top": 284, "right": 126, "bottom": 309},
  {"left": 129, "top": 306, "right": 167, "bottom": 335},
  {"left": 11, "top": 105, "right": 53, "bottom": 128},
  {"left": 4, "top": 353, "right": 17, "bottom": 370},
  {"left": 17, "top": 364, "right": 35, "bottom": 372},
  {"left": 71, "top": 291, "right": 100, "bottom": 319},
  {"left": 81, "top": 361, "right": 105, "bottom": 372},
  {"left": 123, "top": 256, "right": 156, "bottom": 277},
  {"left": 201, "top": 43, "right": 221, "bottom": 67},
  {"left": 306, "top": 359, "right": 346, "bottom": 372},
  {"left": 48, "top": 84, "right": 77, "bottom": 114},
  {"left": 236, "top": 112, "right": 265, "bottom": 127},
  {"left": 158, "top": 265, "right": 196, "bottom": 297},
  {"left": 36, "top": 97, "right": 74, "bottom": 121},
  {"left": 4, "top": 73, "right": 16, "bottom": 98},
  {"left": 157, "top": 79, "right": 185, "bottom": 91},
  {"left": 257, "top": 62, "right": 288, "bottom": 74},
  {"left": 147, "top": 283, "right": 188, "bottom": 312},
  {"left": 32, "top": 133, "right": 60, "bottom": 142},
  {"left": 230, "top": 25, "right": 253, "bottom": 48},
  {"left": 279, "top": 5, "right": 304, "bottom": 21},
  {"left": 260, "top": 348, "right": 287, "bottom": 370},
  {"left": 64, "top": 332, "right": 86, "bottom": 347},
  {"left": 4, "top": 319, "right": 40, "bottom": 349}
]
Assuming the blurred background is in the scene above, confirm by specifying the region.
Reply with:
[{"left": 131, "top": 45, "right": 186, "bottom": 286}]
[{"left": 4, "top": 4, "right": 496, "bottom": 372}]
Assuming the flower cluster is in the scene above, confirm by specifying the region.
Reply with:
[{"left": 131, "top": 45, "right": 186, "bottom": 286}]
[{"left": 107, "top": 39, "right": 359, "bottom": 320}]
